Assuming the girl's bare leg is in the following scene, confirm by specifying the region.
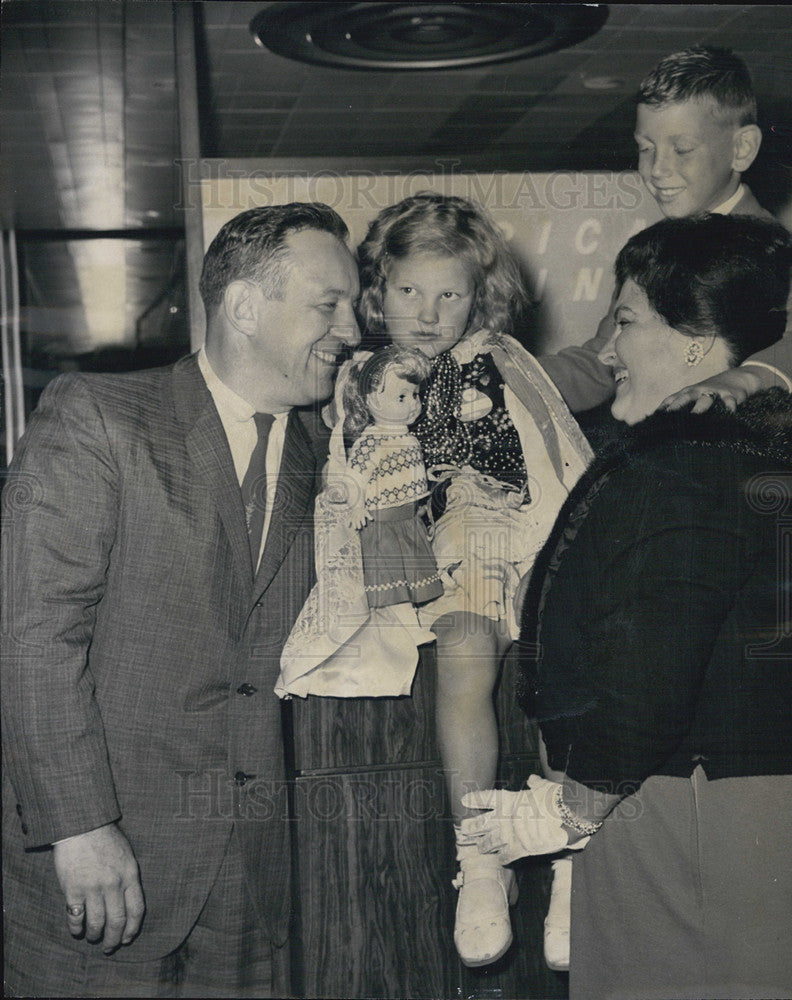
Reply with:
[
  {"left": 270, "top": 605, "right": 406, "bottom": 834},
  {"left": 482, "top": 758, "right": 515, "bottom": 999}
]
[
  {"left": 433, "top": 611, "right": 510, "bottom": 819},
  {"left": 432, "top": 610, "right": 514, "bottom": 966}
]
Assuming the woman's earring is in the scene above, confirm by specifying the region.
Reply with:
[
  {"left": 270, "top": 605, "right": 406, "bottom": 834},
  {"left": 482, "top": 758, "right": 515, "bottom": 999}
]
[{"left": 684, "top": 341, "right": 704, "bottom": 367}]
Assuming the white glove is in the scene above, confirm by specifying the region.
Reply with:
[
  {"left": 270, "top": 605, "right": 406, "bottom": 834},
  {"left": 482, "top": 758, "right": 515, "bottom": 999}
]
[{"left": 459, "top": 775, "right": 588, "bottom": 864}]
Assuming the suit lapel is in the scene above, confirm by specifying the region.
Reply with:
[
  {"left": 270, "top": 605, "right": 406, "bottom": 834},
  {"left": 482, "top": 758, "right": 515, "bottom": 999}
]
[
  {"left": 172, "top": 356, "right": 253, "bottom": 589},
  {"left": 253, "top": 410, "right": 318, "bottom": 602}
]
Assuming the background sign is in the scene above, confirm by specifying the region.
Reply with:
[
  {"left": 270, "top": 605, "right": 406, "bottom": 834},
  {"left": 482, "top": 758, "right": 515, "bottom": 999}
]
[{"left": 201, "top": 167, "right": 663, "bottom": 354}]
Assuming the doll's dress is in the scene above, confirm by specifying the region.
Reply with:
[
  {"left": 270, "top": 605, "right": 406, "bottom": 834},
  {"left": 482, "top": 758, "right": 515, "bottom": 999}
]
[
  {"left": 276, "top": 357, "right": 436, "bottom": 699},
  {"left": 415, "top": 329, "right": 593, "bottom": 639},
  {"left": 348, "top": 427, "right": 443, "bottom": 608}
]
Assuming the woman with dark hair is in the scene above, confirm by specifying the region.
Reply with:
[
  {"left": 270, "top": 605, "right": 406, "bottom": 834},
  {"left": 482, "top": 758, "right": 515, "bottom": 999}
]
[{"left": 461, "top": 213, "right": 792, "bottom": 999}]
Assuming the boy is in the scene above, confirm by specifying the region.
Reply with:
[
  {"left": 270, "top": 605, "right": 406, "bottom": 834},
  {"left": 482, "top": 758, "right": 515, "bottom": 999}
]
[{"left": 541, "top": 45, "right": 792, "bottom": 414}]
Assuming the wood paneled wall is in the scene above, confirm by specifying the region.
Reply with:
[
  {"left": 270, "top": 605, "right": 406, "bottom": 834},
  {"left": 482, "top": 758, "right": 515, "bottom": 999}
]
[{"left": 290, "top": 643, "right": 570, "bottom": 999}]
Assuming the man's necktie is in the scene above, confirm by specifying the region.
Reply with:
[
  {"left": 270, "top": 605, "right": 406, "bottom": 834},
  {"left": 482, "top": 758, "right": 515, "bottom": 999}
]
[{"left": 241, "top": 412, "right": 274, "bottom": 573}]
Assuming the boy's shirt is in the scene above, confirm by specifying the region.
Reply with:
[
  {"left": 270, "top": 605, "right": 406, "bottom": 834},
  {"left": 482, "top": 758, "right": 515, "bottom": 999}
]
[{"left": 539, "top": 183, "right": 792, "bottom": 414}]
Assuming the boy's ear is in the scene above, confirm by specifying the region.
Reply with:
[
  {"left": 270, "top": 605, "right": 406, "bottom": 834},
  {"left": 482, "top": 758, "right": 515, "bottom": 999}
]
[
  {"left": 222, "top": 280, "right": 259, "bottom": 338},
  {"left": 731, "top": 124, "right": 762, "bottom": 173}
]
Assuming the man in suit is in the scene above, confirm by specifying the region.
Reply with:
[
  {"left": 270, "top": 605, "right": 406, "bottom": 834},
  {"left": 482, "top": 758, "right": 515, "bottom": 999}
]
[{"left": 1, "top": 203, "right": 360, "bottom": 997}]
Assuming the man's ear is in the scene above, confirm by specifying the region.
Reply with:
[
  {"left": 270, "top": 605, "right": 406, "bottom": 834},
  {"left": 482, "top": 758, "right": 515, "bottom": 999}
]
[
  {"left": 222, "top": 280, "right": 259, "bottom": 337},
  {"left": 732, "top": 124, "right": 762, "bottom": 173}
]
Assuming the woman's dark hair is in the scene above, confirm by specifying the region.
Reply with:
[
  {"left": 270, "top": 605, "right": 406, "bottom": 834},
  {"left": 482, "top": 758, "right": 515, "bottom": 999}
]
[
  {"left": 356, "top": 192, "right": 526, "bottom": 340},
  {"left": 614, "top": 214, "right": 792, "bottom": 365}
]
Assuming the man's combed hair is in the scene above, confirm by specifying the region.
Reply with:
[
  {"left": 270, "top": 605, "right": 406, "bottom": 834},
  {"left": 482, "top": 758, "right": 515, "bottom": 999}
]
[
  {"left": 199, "top": 203, "right": 349, "bottom": 318},
  {"left": 637, "top": 45, "right": 757, "bottom": 126},
  {"left": 615, "top": 214, "right": 792, "bottom": 365},
  {"left": 357, "top": 192, "right": 526, "bottom": 341}
]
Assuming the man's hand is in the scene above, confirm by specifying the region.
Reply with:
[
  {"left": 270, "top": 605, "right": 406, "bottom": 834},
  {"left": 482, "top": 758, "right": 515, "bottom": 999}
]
[
  {"left": 660, "top": 366, "right": 764, "bottom": 414},
  {"left": 53, "top": 822, "right": 145, "bottom": 953}
]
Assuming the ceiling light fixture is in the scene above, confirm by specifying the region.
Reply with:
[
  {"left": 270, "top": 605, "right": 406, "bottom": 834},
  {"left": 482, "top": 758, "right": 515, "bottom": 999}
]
[{"left": 250, "top": 3, "right": 609, "bottom": 71}]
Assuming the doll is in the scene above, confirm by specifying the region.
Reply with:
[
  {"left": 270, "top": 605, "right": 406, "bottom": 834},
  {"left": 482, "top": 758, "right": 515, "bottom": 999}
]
[
  {"left": 342, "top": 346, "right": 443, "bottom": 610},
  {"left": 276, "top": 346, "right": 439, "bottom": 699}
]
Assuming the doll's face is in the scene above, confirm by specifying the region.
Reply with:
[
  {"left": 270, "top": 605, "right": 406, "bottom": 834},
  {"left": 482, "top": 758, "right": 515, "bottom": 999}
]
[
  {"left": 366, "top": 367, "right": 422, "bottom": 427},
  {"left": 382, "top": 252, "right": 475, "bottom": 359}
]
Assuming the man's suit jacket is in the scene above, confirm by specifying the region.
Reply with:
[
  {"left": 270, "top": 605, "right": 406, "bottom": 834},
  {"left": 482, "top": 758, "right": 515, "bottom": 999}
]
[{"left": 1, "top": 353, "right": 329, "bottom": 961}]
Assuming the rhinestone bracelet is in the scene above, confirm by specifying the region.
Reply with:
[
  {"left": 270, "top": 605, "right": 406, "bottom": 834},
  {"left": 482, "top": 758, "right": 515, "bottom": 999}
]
[{"left": 554, "top": 784, "right": 603, "bottom": 838}]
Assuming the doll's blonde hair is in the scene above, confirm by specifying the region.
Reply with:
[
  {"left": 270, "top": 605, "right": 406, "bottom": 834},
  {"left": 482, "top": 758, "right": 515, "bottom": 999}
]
[{"left": 343, "top": 345, "right": 431, "bottom": 441}]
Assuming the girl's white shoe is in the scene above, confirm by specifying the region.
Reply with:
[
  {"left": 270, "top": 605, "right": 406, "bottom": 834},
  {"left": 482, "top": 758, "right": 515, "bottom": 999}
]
[
  {"left": 544, "top": 854, "right": 572, "bottom": 971},
  {"left": 453, "top": 854, "right": 518, "bottom": 967},
  {"left": 452, "top": 834, "right": 518, "bottom": 967}
]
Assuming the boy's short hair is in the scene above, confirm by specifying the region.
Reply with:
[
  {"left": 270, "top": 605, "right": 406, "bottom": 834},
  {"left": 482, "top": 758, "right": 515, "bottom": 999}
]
[{"left": 637, "top": 45, "right": 757, "bottom": 127}]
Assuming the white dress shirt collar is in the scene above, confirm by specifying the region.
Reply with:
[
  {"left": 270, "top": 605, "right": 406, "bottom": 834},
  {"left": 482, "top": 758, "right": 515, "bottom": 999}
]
[
  {"left": 197, "top": 347, "right": 256, "bottom": 424},
  {"left": 197, "top": 348, "right": 290, "bottom": 568},
  {"left": 712, "top": 183, "right": 746, "bottom": 216}
]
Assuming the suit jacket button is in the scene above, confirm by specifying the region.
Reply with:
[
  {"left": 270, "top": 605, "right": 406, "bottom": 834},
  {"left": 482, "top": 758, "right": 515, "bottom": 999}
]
[
  {"left": 234, "top": 771, "right": 255, "bottom": 786},
  {"left": 20, "top": 822, "right": 28, "bottom": 835},
  {"left": 237, "top": 683, "right": 258, "bottom": 697}
]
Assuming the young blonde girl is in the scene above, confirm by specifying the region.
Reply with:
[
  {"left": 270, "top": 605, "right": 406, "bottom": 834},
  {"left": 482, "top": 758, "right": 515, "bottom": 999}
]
[{"left": 354, "top": 193, "right": 592, "bottom": 966}]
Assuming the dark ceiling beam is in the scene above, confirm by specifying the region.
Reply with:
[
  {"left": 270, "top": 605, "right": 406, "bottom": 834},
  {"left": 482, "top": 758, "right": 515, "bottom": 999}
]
[{"left": 16, "top": 228, "right": 185, "bottom": 242}]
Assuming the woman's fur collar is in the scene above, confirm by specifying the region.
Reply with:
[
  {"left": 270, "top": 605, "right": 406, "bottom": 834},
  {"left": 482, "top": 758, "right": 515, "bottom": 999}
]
[{"left": 586, "top": 387, "right": 792, "bottom": 479}]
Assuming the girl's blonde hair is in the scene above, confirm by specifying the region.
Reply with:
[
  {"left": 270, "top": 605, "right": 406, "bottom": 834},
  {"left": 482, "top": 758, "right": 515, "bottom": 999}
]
[
  {"left": 343, "top": 345, "right": 431, "bottom": 441},
  {"left": 357, "top": 192, "right": 527, "bottom": 342}
]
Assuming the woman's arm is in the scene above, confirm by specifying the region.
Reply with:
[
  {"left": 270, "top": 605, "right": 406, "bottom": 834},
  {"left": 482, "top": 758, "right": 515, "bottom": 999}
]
[
  {"left": 662, "top": 328, "right": 792, "bottom": 411},
  {"left": 539, "top": 452, "right": 744, "bottom": 787},
  {"left": 539, "top": 734, "right": 621, "bottom": 841}
]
